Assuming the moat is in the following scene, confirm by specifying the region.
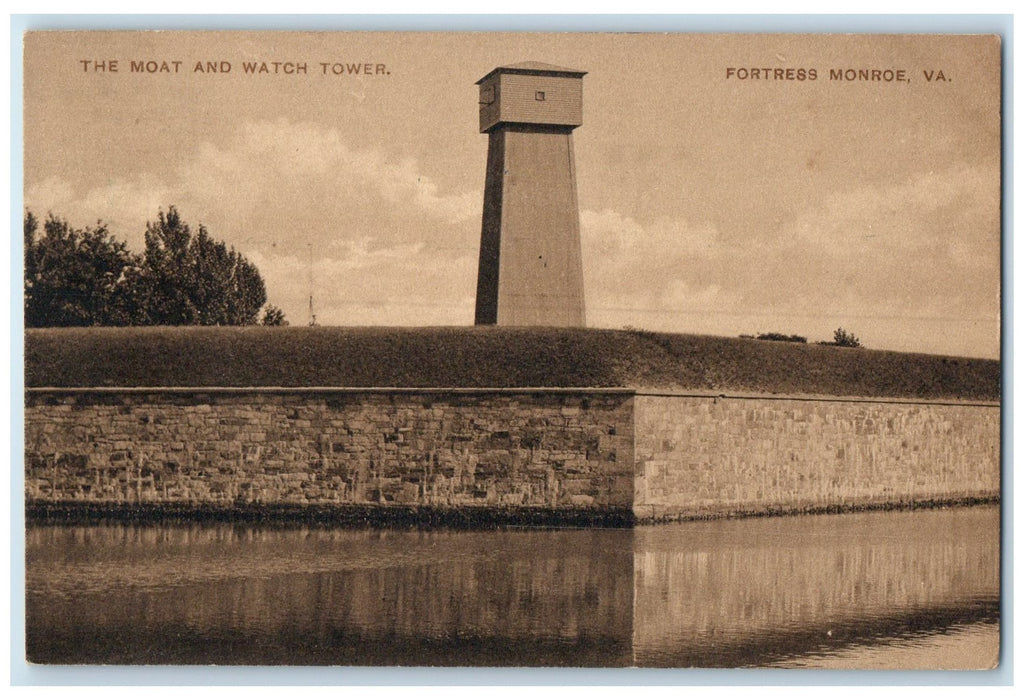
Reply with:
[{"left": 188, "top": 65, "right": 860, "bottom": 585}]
[{"left": 25, "top": 505, "right": 999, "bottom": 668}]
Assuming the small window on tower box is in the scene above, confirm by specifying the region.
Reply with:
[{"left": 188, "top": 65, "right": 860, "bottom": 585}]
[
  {"left": 479, "top": 85, "right": 495, "bottom": 105},
  {"left": 535, "top": 91, "right": 546, "bottom": 101}
]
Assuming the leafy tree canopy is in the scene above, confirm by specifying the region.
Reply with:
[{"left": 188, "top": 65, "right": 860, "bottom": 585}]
[
  {"left": 261, "top": 305, "right": 288, "bottom": 326},
  {"left": 832, "top": 327, "right": 862, "bottom": 348},
  {"left": 24, "top": 212, "right": 139, "bottom": 327},
  {"left": 24, "top": 206, "right": 282, "bottom": 328}
]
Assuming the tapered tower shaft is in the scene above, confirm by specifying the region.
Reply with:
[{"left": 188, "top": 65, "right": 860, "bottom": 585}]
[{"left": 474, "top": 62, "right": 587, "bottom": 327}]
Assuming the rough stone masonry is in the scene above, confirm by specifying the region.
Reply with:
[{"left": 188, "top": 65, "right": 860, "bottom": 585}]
[{"left": 24, "top": 387, "right": 999, "bottom": 524}]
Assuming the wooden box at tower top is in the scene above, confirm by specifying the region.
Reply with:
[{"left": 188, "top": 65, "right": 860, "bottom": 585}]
[{"left": 477, "top": 63, "right": 585, "bottom": 133}]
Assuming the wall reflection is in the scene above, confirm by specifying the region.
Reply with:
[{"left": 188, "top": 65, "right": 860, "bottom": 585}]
[
  {"left": 632, "top": 507, "right": 1000, "bottom": 667},
  {"left": 26, "top": 525, "right": 634, "bottom": 665},
  {"left": 26, "top": 506, "right": 999, "bottom": 667}
]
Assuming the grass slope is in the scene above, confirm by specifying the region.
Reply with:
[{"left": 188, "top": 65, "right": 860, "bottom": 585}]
[{"left": 25, "top": 326, "right": 1000, "bottom": 400}]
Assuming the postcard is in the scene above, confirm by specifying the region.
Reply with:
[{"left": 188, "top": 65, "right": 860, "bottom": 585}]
[{"left": 21, "top": 29, "right": 1002, "bottom": 670}]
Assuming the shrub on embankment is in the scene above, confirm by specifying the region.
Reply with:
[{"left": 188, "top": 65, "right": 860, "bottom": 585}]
[{"left": 24, "top": 326, "right": 999, "bottom": 401}]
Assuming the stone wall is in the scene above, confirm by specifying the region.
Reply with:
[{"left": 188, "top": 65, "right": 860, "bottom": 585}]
[
  {"left": 634, "top": 393, "right": 1000, "bottom": 520},
  {"left": 25, "top": 388, "right": 1000, "bottom": 523},
  {"left": 25, "top": 389, "right": 635, "bottom": 513}
]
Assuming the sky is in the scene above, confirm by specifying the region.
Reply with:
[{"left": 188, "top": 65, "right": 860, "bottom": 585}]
[{"left": 22, "top": 31, "right": 1002, "bottom": 358}]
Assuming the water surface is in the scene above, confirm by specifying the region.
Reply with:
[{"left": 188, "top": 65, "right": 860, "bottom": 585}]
[{"left": 25, "top": 506, "right": 999, "bottom": 668}]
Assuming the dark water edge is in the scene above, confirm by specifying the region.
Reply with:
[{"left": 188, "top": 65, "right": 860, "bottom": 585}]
[
  {"left": 25, "top": 494, "right": 999, "bottom": 530},
  {"left": 27, "top": 626, "right": 633, "bottom": 667},
  {"left": 25, "top": 500, "right": 637, "bottom": 529},
  {"left": 25, "top": 506, "right": 1000, "bottom": 668}
]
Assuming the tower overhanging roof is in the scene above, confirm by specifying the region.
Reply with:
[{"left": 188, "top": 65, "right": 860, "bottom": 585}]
[{"left": 476, "top": 61, "right": 587, "bottom": 84}]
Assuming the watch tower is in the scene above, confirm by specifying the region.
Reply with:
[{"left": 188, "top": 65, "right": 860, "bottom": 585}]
[{"left": 473, "top": 62, "right": 587, "bottom": 327}]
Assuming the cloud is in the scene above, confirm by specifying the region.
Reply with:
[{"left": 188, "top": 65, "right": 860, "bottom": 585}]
[
  {"left": 778, "top": 161, "right": 1000, "bottom": 317},
  {"left": 181, "top": 120, "right": 480, "bottom": 239},
  {"left": 790, "top": 161, "right": 999, "bottom": 256},
  {"left": 578, "top": 161, "right": 999, "bottom": 356},
  {"left": 22, "top": 122, "right": 998, "bottom": 356},
  {"left": 24, "top": 119, "right": 483, "bottom": 327},
  {"left": 246, "top": 247, "right": 477, "bottom": 327},
  {"left": 25, "top": 175, "right": 171, "bottom": 249},
  {"left": 581, "top": 208, "right": 738, "bottom": 319}
]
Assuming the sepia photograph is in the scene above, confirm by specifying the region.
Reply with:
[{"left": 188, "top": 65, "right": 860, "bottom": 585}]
[{"left": 19, "top": 27, "right": 1002, "bottom": 671}]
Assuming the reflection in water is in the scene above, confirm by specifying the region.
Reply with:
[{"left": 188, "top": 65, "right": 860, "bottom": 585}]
[
  {"left": 632, "top": 507, "right": 1000, "bottom": 668},
  {"left": 26, "top": 527, "right": 634, "bottom": 666},
  {"left": 774, "top": 622, "right": 999, "bottom": 670},
  {"left": 25, "top": 506, "right": 999, "bottom": 667}
]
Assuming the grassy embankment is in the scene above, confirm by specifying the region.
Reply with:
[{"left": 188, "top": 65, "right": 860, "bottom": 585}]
[{"left": 25, "top": 326, "right": 999, "bottom": 401}]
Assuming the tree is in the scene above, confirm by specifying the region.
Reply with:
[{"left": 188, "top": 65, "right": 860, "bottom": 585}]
[
  {"left": 24, "top": 210, "right": 38, "bottom": 256},
  {"left": 261, "top": 305, "right": 288, "bottom": 326},
  {"left": 755, "top": 332, "right": 807, "bottom": 343},
  {"left": 833, "top": 327, "right": 862, "bottom": 348},
  {"left": 135, "top": 206, "right": 268, "bottom": 325},
  {"left": 23, "top": 206, "right": 281, "bottom": 327},
  {"left": 24, "top": 212, "right": 140, "bottom": 327}
]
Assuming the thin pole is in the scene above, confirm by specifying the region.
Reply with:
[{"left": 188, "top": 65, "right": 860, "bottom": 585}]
[{"left": 308, "top": 243, "right": 317, "bottom": 327}]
